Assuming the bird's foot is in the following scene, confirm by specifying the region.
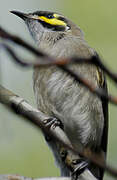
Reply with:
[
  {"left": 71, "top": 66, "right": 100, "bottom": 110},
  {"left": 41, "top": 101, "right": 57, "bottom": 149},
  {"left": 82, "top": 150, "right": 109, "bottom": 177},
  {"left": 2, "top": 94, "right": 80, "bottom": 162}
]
[
  {"left": 43, "top": 117, "right": 63, "bottom": 129},
  {"left": 71, "top": 159, "right": 89, "bottom": 180},
  {"left": 43, "top": 117, "right": 63, "bottom": 141}
]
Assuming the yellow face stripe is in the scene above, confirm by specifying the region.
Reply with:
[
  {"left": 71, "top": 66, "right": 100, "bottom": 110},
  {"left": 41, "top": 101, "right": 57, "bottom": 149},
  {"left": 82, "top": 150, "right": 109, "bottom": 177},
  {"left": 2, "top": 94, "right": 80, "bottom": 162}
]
[{"left": 38, "top": 15, "right": 66, "bottom": 26}]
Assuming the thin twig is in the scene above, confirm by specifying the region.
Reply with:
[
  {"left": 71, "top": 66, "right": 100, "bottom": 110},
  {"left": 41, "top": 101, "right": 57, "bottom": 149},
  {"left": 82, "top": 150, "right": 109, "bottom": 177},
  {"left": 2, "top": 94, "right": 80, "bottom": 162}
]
[
  {"left": 1, "top": 26, "right": 117, "bottom": 178},
  {"left": 0, "top": 26, "right": 117, "bottom": 84},
  {"left": 60, "top": 66, "right": 117, "bottom": 105},
  {"left": 1, "top": 42, "right": 117, "bottom": 105},
  {"left": 0, "top": 43, "right": 53, "bottom": 67},
  {"left": 0, "top": 27, "right": 45, "bottom": 57}
]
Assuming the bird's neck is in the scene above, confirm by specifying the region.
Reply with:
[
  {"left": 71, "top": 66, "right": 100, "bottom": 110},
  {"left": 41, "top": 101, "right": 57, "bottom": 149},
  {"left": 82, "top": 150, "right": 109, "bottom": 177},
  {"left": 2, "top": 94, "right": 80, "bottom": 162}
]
[{"left": 37, "top": 31, "right": 66, "bottom": 55}]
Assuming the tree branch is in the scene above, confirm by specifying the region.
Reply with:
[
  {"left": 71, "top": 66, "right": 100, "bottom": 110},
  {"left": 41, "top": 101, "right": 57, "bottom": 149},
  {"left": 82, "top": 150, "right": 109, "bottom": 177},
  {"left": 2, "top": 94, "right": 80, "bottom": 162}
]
[
  {"left": 0, "top": 85, "right": 117, "bottom": 179},
  {"left": 0, "top": 27, "right": 117, "bottom": 106},
  {"left": 0, "top": 174, "right": 97, "bottom": 180},
  {"left": 1, "top": 43, "right": 117, "bottom": 105},
  {"left": 0, "top": 85, "right": 97, "bottom": 180},
  {"left": 0, "top": 175, "right": 69, "bottom": 180},
  {"left": 0, "top": 26, "right": 117, "bottom": 178},
  {"left": 0, "top": 26, "right": 117, "bottom": 84}
]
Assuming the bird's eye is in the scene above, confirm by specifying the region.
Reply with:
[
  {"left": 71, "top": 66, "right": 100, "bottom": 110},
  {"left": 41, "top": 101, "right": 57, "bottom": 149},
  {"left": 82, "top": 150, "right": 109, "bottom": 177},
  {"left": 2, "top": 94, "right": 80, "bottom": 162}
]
[{"left": 47, "top": 14, "right": 54, "bottom": 19}]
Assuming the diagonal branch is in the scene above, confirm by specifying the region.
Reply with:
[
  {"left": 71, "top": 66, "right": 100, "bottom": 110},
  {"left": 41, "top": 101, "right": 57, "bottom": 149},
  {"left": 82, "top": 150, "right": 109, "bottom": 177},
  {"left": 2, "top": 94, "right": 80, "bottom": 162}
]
[
  {"left": 0, "top": 27, "right": 45, "bottom": 57},
  {"left": 60, "top": 66, "right": 117, "bottom": 104},
  {"left": 0, "top": 85, "right": 117, "bottom": 179},
  {"left": 1, "top": 26, "right": 117, "bottom": 178},
  {"left": 1, "top": 43, "right": 117, "bottom": 105},
  {"left": 0, "top": 175, "right": 96, "bottom": 180},
  {"left": 0, "top": 85, "right": 97, "bottom": 180},
  {"left": 0, "top": 26, "right": 117, "bottom": 85}
]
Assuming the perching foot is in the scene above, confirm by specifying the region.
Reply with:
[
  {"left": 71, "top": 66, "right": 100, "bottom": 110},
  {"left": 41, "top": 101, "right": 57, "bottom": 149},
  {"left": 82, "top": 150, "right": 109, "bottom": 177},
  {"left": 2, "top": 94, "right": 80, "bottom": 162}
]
[
  {"left": 43, "top": 117, "right": 63, "bottom": 141},
  {"left": 71, "top": 159, "right": 89, "bottom": 180}
]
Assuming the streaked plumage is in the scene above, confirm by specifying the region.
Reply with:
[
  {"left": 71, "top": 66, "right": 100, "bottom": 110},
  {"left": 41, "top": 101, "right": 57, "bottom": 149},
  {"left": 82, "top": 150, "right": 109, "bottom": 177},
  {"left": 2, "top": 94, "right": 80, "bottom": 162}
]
[{"left": 11, "top": 10, "right": 108, "bottom": 179}]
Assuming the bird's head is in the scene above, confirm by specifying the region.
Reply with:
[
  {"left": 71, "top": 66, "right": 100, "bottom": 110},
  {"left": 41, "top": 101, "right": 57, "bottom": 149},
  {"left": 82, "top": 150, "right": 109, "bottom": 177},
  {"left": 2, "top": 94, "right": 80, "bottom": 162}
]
[{"left": 11, "top": 10, "right": 84, "bottom": 49}]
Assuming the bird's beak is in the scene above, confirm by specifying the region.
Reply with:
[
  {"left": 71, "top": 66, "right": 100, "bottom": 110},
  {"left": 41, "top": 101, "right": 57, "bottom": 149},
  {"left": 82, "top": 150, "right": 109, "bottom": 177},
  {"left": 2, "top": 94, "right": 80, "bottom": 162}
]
[{"left": 10, "top": 11, "right": 29, "bottom": 20}]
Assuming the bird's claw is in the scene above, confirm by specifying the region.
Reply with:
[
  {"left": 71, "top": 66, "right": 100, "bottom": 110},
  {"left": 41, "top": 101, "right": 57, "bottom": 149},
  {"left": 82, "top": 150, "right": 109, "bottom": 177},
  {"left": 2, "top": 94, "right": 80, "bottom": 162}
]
[
  {"left": 71, "top": 159, "right": 89, "bottom": 180},
  {"left": 43, "top": 117, "right": 63, "bottom": 130},
  {"left": 43, "top": 117, "right": 63, "bottom": 141}
]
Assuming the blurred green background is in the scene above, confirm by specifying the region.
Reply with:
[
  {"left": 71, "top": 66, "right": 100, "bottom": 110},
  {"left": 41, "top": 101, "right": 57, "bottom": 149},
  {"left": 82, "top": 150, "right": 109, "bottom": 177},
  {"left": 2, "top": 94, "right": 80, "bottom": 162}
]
[{"left": 0, "top": 0, "right": 117, "bottom": 179}]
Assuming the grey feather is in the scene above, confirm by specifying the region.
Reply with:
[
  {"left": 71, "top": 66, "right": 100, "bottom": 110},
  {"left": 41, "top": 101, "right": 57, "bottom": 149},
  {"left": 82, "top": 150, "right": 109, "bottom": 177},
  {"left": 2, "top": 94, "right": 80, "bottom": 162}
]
[{"left": 15, "top": 11, "right": 108, "bottom": 179}]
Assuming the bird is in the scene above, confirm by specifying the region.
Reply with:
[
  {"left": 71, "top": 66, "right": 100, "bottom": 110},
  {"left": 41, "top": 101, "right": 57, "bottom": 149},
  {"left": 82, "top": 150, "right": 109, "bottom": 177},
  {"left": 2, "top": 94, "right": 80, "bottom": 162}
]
[{"left": 11, "top": 10, "right": 108, "bottom": 180}]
